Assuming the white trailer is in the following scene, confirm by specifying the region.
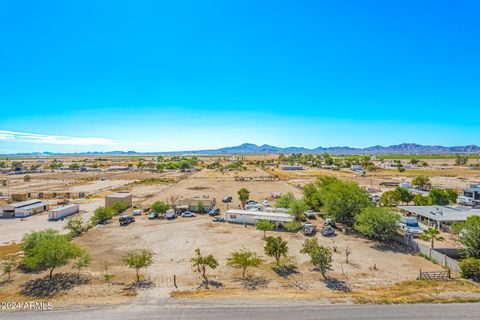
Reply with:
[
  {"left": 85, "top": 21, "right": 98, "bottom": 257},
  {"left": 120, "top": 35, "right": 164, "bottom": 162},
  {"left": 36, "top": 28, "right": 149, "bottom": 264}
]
[
  {"left": 225, "top": 209, "right": 293, "bottom": 228},
  {"left": 48, "top": 204, "right": 80, "bottom": 221}
]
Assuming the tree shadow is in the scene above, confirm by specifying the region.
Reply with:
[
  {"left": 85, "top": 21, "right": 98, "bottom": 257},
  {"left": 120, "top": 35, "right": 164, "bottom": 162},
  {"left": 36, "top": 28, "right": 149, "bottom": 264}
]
[
  {"left": 372, "top": 242, "right": 412, "bottom": 254},
  {"left": 281, "top": 280, "right": 310, "bottom": 291},
  {"left": 123, "top": 280, "right": 155, "bottom": 295},
  {"left": 272, "top": 264, "right": 299, "bottom": 278},
  {"left": 0, "top": 278, "right": 13, "bottom": 286},
  {"left": 21, "top": 273, "right": 89, "bottom": 298},
  {"left": 235, "top": 276, "right": 270, "bottom": 290},
  {"left": 322, "top": 278, "right": 351, "bottom": 292},
  {"left": 197, "top": 279, "right": 224, "bottom": 289}
]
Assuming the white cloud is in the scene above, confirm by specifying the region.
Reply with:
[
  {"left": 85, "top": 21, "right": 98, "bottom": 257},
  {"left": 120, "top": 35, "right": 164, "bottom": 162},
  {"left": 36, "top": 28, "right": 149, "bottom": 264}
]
[{"left": 0, "top": 130, "right": 116, "bottom": 146}]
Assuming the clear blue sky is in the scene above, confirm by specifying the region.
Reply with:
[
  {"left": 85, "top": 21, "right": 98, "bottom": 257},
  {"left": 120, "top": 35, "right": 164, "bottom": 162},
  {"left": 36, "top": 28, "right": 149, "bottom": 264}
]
[{"left": 0, "top": 0, "right": 479, "bottom": 153}]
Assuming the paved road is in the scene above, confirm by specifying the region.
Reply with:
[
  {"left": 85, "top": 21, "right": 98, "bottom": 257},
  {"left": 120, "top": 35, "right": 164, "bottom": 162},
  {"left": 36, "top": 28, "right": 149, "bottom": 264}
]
[{"left": 2, "top": 300, "right": 480, "bottom": 320}]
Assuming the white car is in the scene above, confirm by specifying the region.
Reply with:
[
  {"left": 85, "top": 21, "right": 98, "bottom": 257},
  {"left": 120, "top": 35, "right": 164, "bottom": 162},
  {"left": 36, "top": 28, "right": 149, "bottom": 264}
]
[
  {"left": 132, "top": 209, "right": 142, "bottom": 216},
  {"left": 262, "top": 200, "right": 270, "bottom": 207},
  {"left": 181, "top": 211, "right": 196, "bottom": 218}
]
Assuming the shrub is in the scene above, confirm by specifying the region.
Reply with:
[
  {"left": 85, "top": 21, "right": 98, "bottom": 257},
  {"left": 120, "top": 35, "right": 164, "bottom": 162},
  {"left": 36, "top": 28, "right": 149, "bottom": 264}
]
[
  {"left": 459, "top": 258, "right": 480, "bottom": 282},
  {"left": 354, "top": 207, "right": 400, "bottom": 242}
]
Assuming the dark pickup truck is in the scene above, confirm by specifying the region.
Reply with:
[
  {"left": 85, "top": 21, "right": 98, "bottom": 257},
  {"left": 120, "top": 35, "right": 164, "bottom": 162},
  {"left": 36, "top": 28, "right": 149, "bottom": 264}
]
[{"left": 119, "top": 215, "right": 135, "bottom": 226}]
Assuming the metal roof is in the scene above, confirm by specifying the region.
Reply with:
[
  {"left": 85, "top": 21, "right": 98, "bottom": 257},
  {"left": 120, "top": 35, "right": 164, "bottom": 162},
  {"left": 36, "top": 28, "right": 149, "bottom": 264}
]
[
  {"left": 226, "top": 209, "right": 294, "bottom": 222},
  {"left": 398, "top": 205, "right": 480, "bottom": 222},
  {"left": 463, "top": 188, "right": 480, "bottom": 192},
  {"left": 6, "top": 199, "right": 43, "bottom": 209}
]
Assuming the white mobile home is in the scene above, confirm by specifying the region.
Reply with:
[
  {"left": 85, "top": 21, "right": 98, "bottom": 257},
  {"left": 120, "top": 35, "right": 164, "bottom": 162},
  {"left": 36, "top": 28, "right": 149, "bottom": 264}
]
[
  {"left": 225, "top": 209, "right": 293, "bottom": 228},
  {"left": 0, "top": 199, "right": 49, "bottom": 218},
  {"left": 48, "top": 204, "right": 80, "bottom": 221}
]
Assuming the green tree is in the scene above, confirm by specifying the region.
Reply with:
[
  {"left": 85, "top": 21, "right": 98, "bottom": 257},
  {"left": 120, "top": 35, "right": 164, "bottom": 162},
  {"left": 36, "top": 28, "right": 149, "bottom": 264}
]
[
  {"left": 380, "top": 190, "right": 401, "bottom": 207},
  {"left": 354, "top": 207, "right": 400, "bottom": 242},
  {"left": 288, "top": 199, "right": 307, "bottom": 221},
  {"left": 275, "top": 192, "right": 296, "bottom": 208},
  {"left": 264, "top": 236, "right": 288, "bottom": 266},
  {"left": 111, "top": 201, "right": 130, "bottom": 214},
  {"left": 22, "top": 229, "right": 83, "bottom": 279},
  {"left": 302, "top": 183, "right": 322, "bottom": 210},
  {"left": 300, "top": 238, "right": 321, "bottom": 255},
  {"left": 420, "top": 228, "right": 444, "bottom": 249},
  {"left": 256, "top": 220, "right": 275, "bottom": 239},
  {"left": 69, "top": 163, "right": 80, "bottom": 170},
  {"left": 458, "top": 216, "right": 480, "bottom": 258},
  {"left": 197, "top": 200, "right": 205, "bottom": 213},
  {"left": 284, "top": 220, "right": 303, "bottom": 234},
  {"left": 72, "top": 252, "right": 91, "bottom": 278},
  {"left": 427, "top": 189, "right": 450, "bottom": 205},
  {"left": 191, "top": 248, "right": 218, "bottom": 288},
  {"left": 65, "top": 217, "right": 86, "bottom": 238},
  {"left": 310, "top": 246, "right": 333, "bottom": 279},
  {"left": 151, "top": 201, "right": 171, "bottom": 214},
  {"left": 122, "top": 249, "right": 154, "bottom": 282},
  {"left": 395, "top": 187, "right": 414, "bottom": 204},
  {"left": 319, "top": 180, "right": 372, "bottom": 225},
  {"left": 237, "top": 188, "right": 250, "bottom": 209},
  {"left": 459, "top": 258, "right": 480, "bottom": 281},
  {"left": 455, "top": 155, "right": 468, "bottom": 166},
  {"left": 1, "top": 256, "right": 17, "bottom": 280},
  {"left": 412, "top": 176, "right": 431, "bottom": 190},
  {"left": 413, "top": 193, "right": 429, "bottom": 205},
  {"left": 90, "top": 207, "right": 114, "bottom": 225},
  {"left": 227, "top": 250, "right": 263, "bottom": 278}
]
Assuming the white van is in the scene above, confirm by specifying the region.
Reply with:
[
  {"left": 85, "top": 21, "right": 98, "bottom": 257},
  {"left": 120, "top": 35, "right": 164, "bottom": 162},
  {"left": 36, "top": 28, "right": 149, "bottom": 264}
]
[{"left": 166, "top": 209, "right": 176, "bottom": 220}]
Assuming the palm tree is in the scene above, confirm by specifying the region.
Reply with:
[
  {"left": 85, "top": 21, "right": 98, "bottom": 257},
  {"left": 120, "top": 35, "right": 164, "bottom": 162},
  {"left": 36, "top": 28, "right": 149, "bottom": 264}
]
[{"left": 420, "top": 227, "right": 444, "bottom": 249}]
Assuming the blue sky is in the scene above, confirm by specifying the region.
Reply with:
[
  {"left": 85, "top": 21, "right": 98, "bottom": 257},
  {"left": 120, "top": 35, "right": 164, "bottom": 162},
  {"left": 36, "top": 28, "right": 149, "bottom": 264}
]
[{"left": 0, "top": 0, "right": 479, "bottom": 153}]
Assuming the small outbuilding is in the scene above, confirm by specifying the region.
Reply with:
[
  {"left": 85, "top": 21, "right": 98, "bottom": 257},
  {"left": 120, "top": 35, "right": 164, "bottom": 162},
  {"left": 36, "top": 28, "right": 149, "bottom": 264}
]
[
  {"left": 48, "top": 204, "right": 80, "bottom": 221},
  {"left": 225, "top": 209, "right": 293, "bottom": 228},
  {"left": 105, "top": 192, "right": 133, "bottom": 208}
]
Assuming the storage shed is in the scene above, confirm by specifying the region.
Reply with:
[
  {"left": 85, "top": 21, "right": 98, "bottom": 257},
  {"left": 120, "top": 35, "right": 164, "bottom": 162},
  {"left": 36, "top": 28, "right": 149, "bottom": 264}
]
[
  {"left": 48, "top": 204, "right": 80, "bottom": 221},
  {"left": 225, "top": 209, "right": 293, "bottom": 228},
  {"left": 105, "top": 192, "right": 133, "bottom": 208}
]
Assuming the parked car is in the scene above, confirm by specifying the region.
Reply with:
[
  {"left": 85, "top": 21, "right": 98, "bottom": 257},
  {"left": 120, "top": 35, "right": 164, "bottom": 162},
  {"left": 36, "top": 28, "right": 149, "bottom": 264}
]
[
  {"left": 246, "top": 199, "right": 257, "bottom": 205},
  {"left": 148, "top": 212, "right": 159, "bottom": 219},
  {"left": 132, "top": 209, "right": 142, "bottom": 216},
  {"left": 304, "top": 210, "right": 316, "bottom": 219},
  {"left": 262, "top": 200, "right": 270, "bottom": 207},
  {"left": 321, "top": 225, "right": 335, "bottom": 237},
  {"left": 119, "top": 215, "right": 135, "bottom": 226},
  {"left": 209, "top": 208, "right": 221, "bottom": 216},
  {"left": 181, "top": 211, "right": 196, "bottom": 217},
  {"left": 303, "top": 223, "right": 316, "bottom": 236},
  {"left": 166, "top": 209, "right": 176, "bottom": 220},
  {"left": 222, "top": 196, "right": 233, "bottom": 203},
  {"left": 324, "top": 219, "right": 336, "bottom": 228},
  {"left": 212, "top": 216, "right": 225, "bottom": 222}
]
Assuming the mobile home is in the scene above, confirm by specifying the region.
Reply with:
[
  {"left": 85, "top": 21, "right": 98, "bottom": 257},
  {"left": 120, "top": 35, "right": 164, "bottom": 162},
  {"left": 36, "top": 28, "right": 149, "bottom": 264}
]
[
  {"left": 48, "top": 204, "right": 80, "bottom": 221},
  {"left": 225, "top": 209, "right": 293, "bottom": 228}
]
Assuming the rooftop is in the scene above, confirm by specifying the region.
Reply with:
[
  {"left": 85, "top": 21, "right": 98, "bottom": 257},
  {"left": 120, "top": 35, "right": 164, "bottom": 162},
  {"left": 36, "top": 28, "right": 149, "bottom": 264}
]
[
  {"left": 106, "top": 193, "right": 132, "bottom": 198},
  {"left": 398, "top": 205, "right": 480, "bottom": 222},
  {"left": 6, "top": 199, "right": 43, "bottom": 209},
  {"left": 226, "top": 209, "right": 294, "bottom": 222}
]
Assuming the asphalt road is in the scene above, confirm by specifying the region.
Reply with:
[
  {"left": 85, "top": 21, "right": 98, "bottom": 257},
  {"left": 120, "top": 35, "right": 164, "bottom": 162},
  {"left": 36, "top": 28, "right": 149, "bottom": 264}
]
[{"left": 2, "top": 300, "right": 480, "bottom": 320}]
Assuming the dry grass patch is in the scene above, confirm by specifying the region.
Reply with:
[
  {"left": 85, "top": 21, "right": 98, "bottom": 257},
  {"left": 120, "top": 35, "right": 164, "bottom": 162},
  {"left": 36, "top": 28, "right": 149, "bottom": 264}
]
[
  {"left": 0, "top": 242, "right": 21, "bottom": 259},
  {"left": 351, "top": 279, "right": 480, "bottom": 304}
]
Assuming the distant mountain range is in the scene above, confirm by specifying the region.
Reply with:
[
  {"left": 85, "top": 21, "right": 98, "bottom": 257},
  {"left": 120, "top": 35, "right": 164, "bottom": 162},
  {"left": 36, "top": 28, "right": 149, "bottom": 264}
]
[{"left": 2, "top": 143, "right": 480, "bottom": 156}]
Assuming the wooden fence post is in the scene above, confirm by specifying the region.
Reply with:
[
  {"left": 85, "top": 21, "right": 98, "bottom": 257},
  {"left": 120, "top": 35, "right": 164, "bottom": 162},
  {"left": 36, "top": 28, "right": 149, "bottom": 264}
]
[{"left": 174, "top": 274, "right": 177, "bottom": 288}]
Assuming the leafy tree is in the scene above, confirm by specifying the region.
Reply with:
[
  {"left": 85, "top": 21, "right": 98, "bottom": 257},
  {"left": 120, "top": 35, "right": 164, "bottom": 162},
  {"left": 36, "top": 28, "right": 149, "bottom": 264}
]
[
  {"left": 427, "top": 189, "right": 450, "bottom": 205},
  {"left": 380, "top": 190, "right": 401, "bottom": 207},
  {"left": 1, "top": 256, "right": 17, "bottom": 280},
  {"left": 458, "top": 216, "right": 480, "bottom": 258},
  {"left": 191, "top": 248, "right": 218, "bottom": 288},
  {"left": 459, "top": 258, "right": 480, "bottom": 281},
  {"left": 23, "top": 175, "right": 31, "bottom": 182},
  {"left": 256, "top": 220, "right": 275, "bottom": 239},
  {"left": 122, "top": 249, "right": 154, "bottom": 282},
  {"left": 237, "top": 188, "right": 250, "bottom": 209},
  {"left": 300, "top": 238, "right": 321, "bottom": 255},
  {"left": 65, "top": 218, "right": 86, "bottom": 238},
  {"left": 354, "top": 207, "right": 400, "bottom": 242},
  {"left": 151, "top": 201, "right": 171, "bottom": 214},
  {"left": 69, "top": 163, "right": 80, "bottom": 170},
  {"left": 179, "top": 160, "right": 191, "bottom": 170},
  {"left": 310, "top": 246, "right": 333, "bottom": 279},
  {"left": 302, "top": 183, "right": 322, "bottom": 210},
  {"left": 22, "top": 229, "right": 83, "bottom": 279},
  {"left": 413, "top": 193, "right": 428, "bottom": 205},
  {"left": 411, "top": 175, "right": 431, "bottom": 190},
  {"left": 197, "top": 200, "right": 205, "bottom": 213},
  {"left": 11, "top": 161, "right": 23, "bottom": 170},
  {"left": 72, "top": 252, "right": 91, "bottom": 278},
  {"left": 284, "top": 220, "right": 303, "bottom": 233},
  {"left": 111, "top": 201, "right": 130, "bottom": 214},
  {"left": 227, "top": 250, "right": 263, "bottom": 278},
  {"left": 319, "top": 180, "right": 372, "bottom": 225},
  {"left": 288, "top": 199, "right": 307, "bottom": 221},
  {"left": 264, "top": 236, "right": 288, "bottom": 266},
  {"left": 275, "top": 192, "right": 296, "bottom": 208},
  {"left": 455, "top": 155, "right": 468, "bottom": 166},
  {"left": 395, "top": 187, "right": 414, "bottom": 204},
  {"left": 90, "top": 207, "right": 114, "bottom": 225},
  {"left": 419, "top": 228, "right": 444, "bottom": 249},
  {"left": 444, "top": 189, "right": 459, "bottom": 204}
]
